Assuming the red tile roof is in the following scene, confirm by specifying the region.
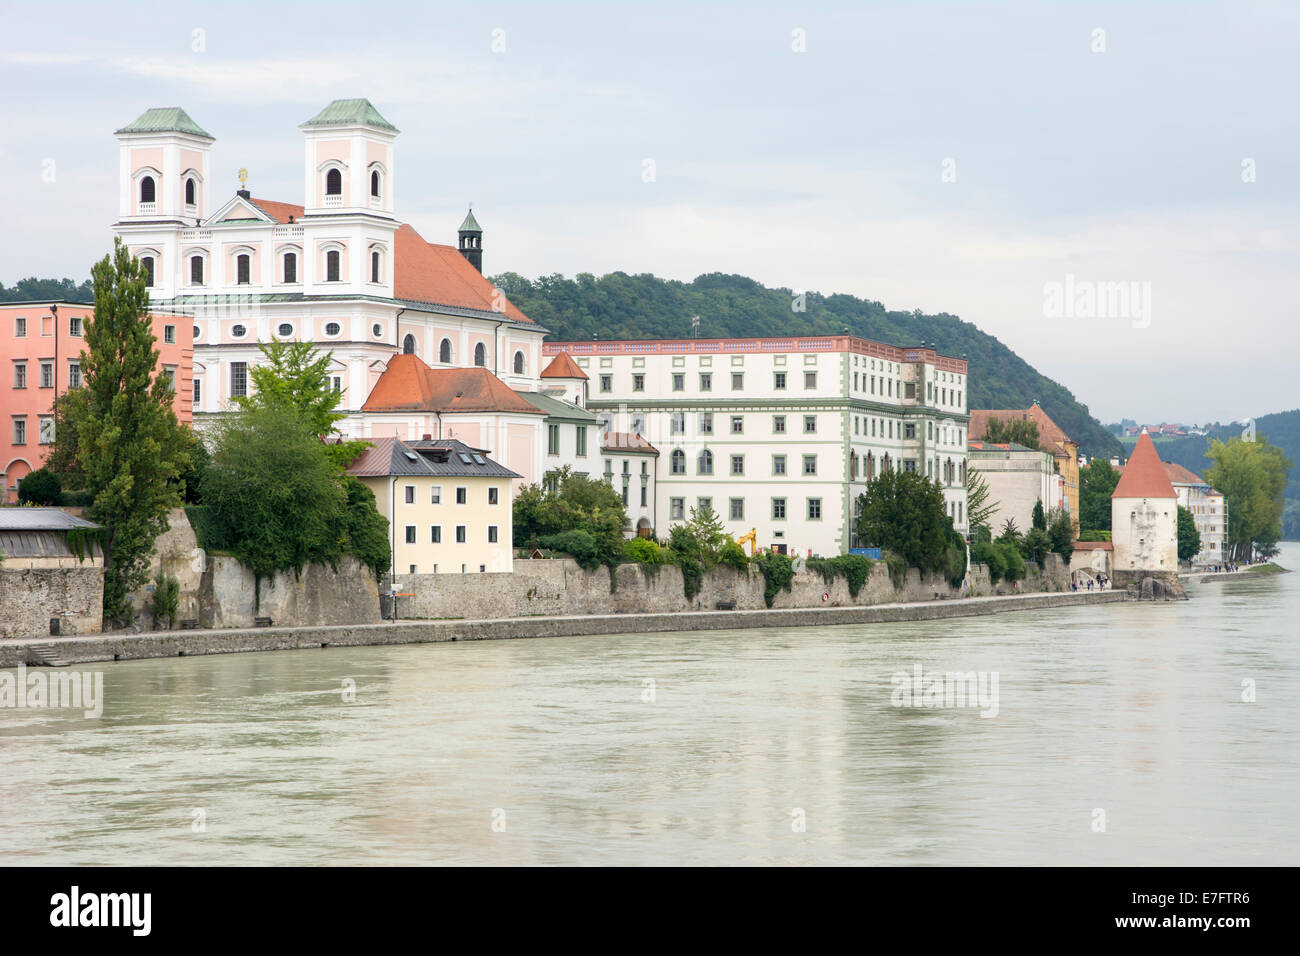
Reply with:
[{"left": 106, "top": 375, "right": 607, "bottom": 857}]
[
  {"left": 1115, "top": 459, "right": 1208, "bottom": 486},
  {"left": 969, "top": 404, "right": 1076, "bottom": 460},
  {"left": 1112, "top": 432, "right": 1177, "bottom": 499},
  {"left": 602, "top": 432, "right": 659, "bottom": 454},
  {"left": 1073, "top": 541, "right": 1113, "bottom": 551},
  {"left": 361, "top": 353, "right": 544, "bottom": 415},
  {"left": 393, "top": 224, "right": 532, "bottom": 322},
  {"left": 250, "top": 197, "right": 305, "bottom": 224},
  {"left": 540, "top": 352, "right": 587, "bottom": 380}
]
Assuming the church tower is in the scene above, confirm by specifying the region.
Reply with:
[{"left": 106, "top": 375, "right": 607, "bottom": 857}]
[
  {"left": 299, "top": 98, "right": 398, "bottom": 216},
  {"left": 458, "top": 206, "right": 483, "bottom": 273},
  {"left": 114, "top": 107, "right": 214, "bottom": 222}
]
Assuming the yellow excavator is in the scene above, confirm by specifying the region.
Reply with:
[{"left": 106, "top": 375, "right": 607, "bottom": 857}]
[{"left": 735, "top": 528, "right": 758, "bottom": 557}]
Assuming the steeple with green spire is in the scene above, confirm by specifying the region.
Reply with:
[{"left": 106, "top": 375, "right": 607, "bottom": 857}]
[{"left": 458, "top": 205, "right": 483, "bottom": 273}]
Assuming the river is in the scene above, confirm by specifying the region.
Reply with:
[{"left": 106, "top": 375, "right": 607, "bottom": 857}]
[{"left": 2, "top": 543, "right": 1297, "bottom": 866}]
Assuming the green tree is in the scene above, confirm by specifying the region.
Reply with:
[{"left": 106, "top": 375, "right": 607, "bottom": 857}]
[
  {"left": 1177, "top": 505, "right": 1201, "bottom": 562},
  {"left": 1046, "top": 506, "right": 1075, "bottom": 562},
  {"left": 50, "top": 240, "right": 190, "bottom": 624},
  {"left": 1031, "top": 499, "right": 1046, "bottom": 530},
  {"left": 854, "top": 469, "right": 950, "bottom": 572},
  {"left": 1079, "top": 459, "right": 1120, "bottom": 532},
  {"left": 1205, "top": 436, "right": 1291, "bottom": 562},
  {"left": 685, "top": 502, "right": 728, "bottom": 558},
  {"left": 16, "top": 467, "right": 60, "bottom": 505},
  {"left": 513, "top": 466, "right": 628, "bottom": 566},
  {"left": 981, "top": 416, "right": 1040, "bottom": 449},
  {"left": 965, "top": 467, "right": 998, "bottom": 535}
]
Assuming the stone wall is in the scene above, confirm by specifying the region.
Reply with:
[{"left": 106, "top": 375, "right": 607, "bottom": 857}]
[
  {"left": 393, "top": 552, "right": 1067, "bottom": 622},
  {"left": 200, "top": 555, "right": 381, "bottom": 629},
  {"left": 128, "top": 508, "right": 206, "bottom": 626},
  {"left": 0, "top": 566, "right": 103, "bottom": 639}
]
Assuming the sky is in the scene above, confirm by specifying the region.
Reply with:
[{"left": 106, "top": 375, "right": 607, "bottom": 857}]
[{"left": 1, "top": 0, "right": 1297, "bottom": 424}]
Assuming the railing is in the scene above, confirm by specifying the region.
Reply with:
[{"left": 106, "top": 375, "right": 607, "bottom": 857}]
[
  {"left": 272, "top": 225, "right": 304, "bottom": 238},
  {"left": 324, "top": 195, "right": 342, "bottom": 208},
  {"left": 138, "top": 202, "right": 156, "bottom": 216},
  {"left": 181, "top": 229, "right": 212, "bottom": 240}
]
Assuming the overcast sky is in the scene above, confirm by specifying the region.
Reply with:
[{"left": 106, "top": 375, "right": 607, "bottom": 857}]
[{"left": 2, "top": 0, "right": 1296, "bottom": 423}]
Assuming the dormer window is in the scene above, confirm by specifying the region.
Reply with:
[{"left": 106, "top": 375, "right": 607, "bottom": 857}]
[
  {"left": 325, "top": 168, "right": 342, "bottom": 196},
  {"left": 140, "top": 176, "right": 155, "bottom": 204},
  {"left": 326, "top": 250, "right": 340, "bottom": 282},
  {"left": 236, "top": 254, "right": 251, "bottom": 285}
]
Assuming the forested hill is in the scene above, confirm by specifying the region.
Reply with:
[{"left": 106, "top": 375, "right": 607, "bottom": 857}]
[
  {"left": 0, "top": 276, "right": 93, "bottom": 304},
  {"left": 494, "top": 270, "right": 1123, "bottom": 459}
]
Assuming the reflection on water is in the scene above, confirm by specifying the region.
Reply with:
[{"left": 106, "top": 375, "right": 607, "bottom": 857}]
[{"left": 2, "top": 544, "right": 1297, "bottom": 865}]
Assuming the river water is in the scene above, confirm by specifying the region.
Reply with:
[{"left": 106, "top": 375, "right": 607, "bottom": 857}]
[{"left": 2, "top": 543, "right": 1297, "bottom": 866}]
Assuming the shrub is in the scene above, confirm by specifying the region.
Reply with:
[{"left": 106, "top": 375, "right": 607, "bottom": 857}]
[
  {"left": 806, "top": 554, "right": 875, "bottom": 597},
  {"left": 624, "top": 536, "right": 667, "bottom": 566},
  {"left": 718, "top": 540, "right": 749, "bottom": 573},
  {"left": 17, "top": 467, "right": 61, "bottom": 505},
  {"left": 539, "top": 529, "right": 603, "bottom": 571},
  {"left": 184, "top": 505, "right": 232, "bottom": 552},
  {"left": 341, "top": 476, "right": 391, "bottom": 581},
  {"left": 677, "top": 552, "right": 703, "bottom": 600},
  {"left": 998, "top": 540, "right": 1027, "bottom": 582},
  {"left": 1021, "top": 527, "right": 1051, "bottom": 566},
  {"left": 149, "top": 572, "right": 180, "bottom": 629},
  {"left": 755, "top": 551, "right": 794, "bottom": 607},
  {"left": 884, "top": 552, "right": 909, "bottom": 590},
  {"left": 1046, "top": 506, "right": 1075, "bottom": 562}
]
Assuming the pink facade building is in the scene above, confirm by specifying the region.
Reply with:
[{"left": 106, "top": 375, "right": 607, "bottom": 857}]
[{"left": 0, "top": 300, "right": 192, "bottom": 500}]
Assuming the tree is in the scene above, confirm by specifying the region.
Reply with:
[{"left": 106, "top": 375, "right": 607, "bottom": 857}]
[
  {"left": 981, "top": 416, "right": 1040, "bottom": 449},
  {"left": 854, "top": 470, "right": 950, "bottom": 572},
  {"left": 685, "top": 502, "right": 728, "bottom": 557},
  {"left": 965, "top": 467, "right": 998, "bottom": 536},
  {"left": 1031, "top": 499, "right": 1046, "bottom": 531},
  {"left": 1046, "top": 506, "right": 1075, "bottom": 562},
  {"left": 513, "top": 466, "right": 628, "bottom": 567},
  {"left": 1079, "top": 459, "right": 1120, "bottom": 532},
  {"left": 1177, "top": 505, "right": 1201, "bottom": 563},
  {"left": 16, "top": 467, "right": 60, "bottom": 505},
  {"left": 49, "top": 239, "right": 190, "bottom": 624},
  {"left": 1205, "top": 436, "right": 1291, "bottom": 562}
]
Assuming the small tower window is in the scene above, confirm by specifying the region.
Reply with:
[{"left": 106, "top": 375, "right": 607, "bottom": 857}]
[
  {"left": 513, "top": 351, "right": 524, "bottom": 375},
  {"left": 474, "top": 343, "right": 486, "bottom": 367},
  {"left": 283, "top": 252, "right": 297, "bottom": 284},
  {"left": 371, "top": 251, "right": 381, "bottom": 283},
  {"left": 325, "top": 168, "right": 342, "bottom": 196},
  {"left": 403, "top": 334, "right": 415, "bottom": 355},
  {"left": 140, "top": 175, "right": 155, "bottom": 204},
  {"left": 370, "top": 170, "right": 380, "bottom": 198},
  {"left": 141, "top": 256, "right": 155, "bottom": 288},
  {"left": 326, "top": 250, "right": 340, "bottom": 282},
  {"left": 190, "top": 255, "right": 204, "bottom": 286},
  {"left": 184, "top": 178, "right": 196, "bottom": 206},
  {"left": 439, "top": 338, "right": 452, "bottom": 364},
  {"left": 236, "top": 254, "right": 250, "bottom": 285}
]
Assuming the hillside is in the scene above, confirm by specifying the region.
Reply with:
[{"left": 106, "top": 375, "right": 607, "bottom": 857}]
[{"left": 494, "top": 270, "right": 1124, "bottom": 458}]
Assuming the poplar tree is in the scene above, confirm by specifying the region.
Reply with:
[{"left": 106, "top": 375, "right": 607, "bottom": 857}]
[{"left": 68, "top": 239, "right": 190, "bottom": 624}]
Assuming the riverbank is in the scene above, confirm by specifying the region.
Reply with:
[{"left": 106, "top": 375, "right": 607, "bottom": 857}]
[
  {"left": 1180, "top": 562, "right": 1290, "bottom": 582},
  {"left": 1, "top": 589, "right": 1130, "bottom": 668}
]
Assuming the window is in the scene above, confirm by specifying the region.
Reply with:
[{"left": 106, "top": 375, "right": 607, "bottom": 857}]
[
  {"left": 372, "top": 324, "right": 384, "bottom": 338},
  {"left": 142, "top": 256, "right": 155, "bottom": 287},
  {"left": 670, "top": 412, "right": 685, "bottom": 434},
  {"left": 774, "top": 371, "right": 786, "bottom": 390},
  {"left": 370, "top": 251, "right": 381, "bottom": 283},
  {"left": 164, "top": 324, "right": 176, "bottom": 344},
  {"left": 672, "top": 373, "right": 684, "bottom": 391},
  {"left": 773, "top": 415, "right": 786, "bottom": 433},
  {"left": 405, "top": 485, "right": 416, "bottom": 504},
  {"left": 185, "top": 178, "right": 196, "bottom": 206},
  {"left": 38, "top": 416, "right": 54, "bottom": 445},
  {"left": 803, "top": 415, "right": 817, "bottom": 434},
  {"left": 190, "top": 256, "right": 204, "bottom": 285},
  {"left": 488, "top": 487, "right": 499, "bottom": 505},
  {"left": 488, "top": 525, "right": 499, "bottom": 544},
  {"left": 671, "top": 449, "right": 686, "bottom": 474},
  {"left": 630, "top": 412, "right": 646, "bottom": 434},
  {"left": 904, "top": 423, "right": 916, "bottom": 439},
  {"left": 633, "top": 373, "right": 645, "bottom": 391},
  {"left": 698, "top": 449, "right": 714, "bottom": 475},
  {"left": 730, "top": 415, "right": 744, "bottom": 434},
  {"left": 670, "top": 497, "right": 685, "bottom": 521},
  {"left": 474, "top": 342, "right": 486, "bottom": 367},
  {"left": 732, "top": 372, "right": 743, "bottom": 390},
  {"left": 699, "top": 412, "right": 713, "bottom": 434},
  {"left": 804, "top": 371, "right": 817, "bottom": 389},
  {"left": 730, "top": 454, "right": 744, "bottom": 476},
  {"left": 237, "top": 254, "right": 250, "bottom": 285},
  {"left": 455, "top": 525, "right": 467, "bottom": 543},
  {"left": 67, "top": 361, "right": 81, "bottom": 389},
  {"left": 326, "top": 168, "right": 342, "bottom": 196},
  {"left": 803, "top": 455, "right": 817, "bottom": 476},
  {"left": 231, "top": 324, "right": 246, "bottom": 338},
  {"left": 699, "top": 373, "right": 712, "bottom": 391},
  {"left": 431, "top": 526, "right": 442, "bottom": 543},
  {"left": 192, "top": 377, "right": 200, "bottom": 405},
  {"left": 576, "top": 427, "right": 588, "bottom": 457},
  {"left": 600, "top": 374, "right": 612, "bottom": 393},
  {"left": 326, "top": 250, "right": 340, "bottom": 282},
  {"left": 772, "top": 497, "right": 786, "bottom": 520},
  {"left": 231, "top": 361, "right": 247, "bottom": 397},
  {"left": 807, "top": 498, "right": 822, "bottom": 520},
  {"left": 325, "top": 321, "right": 341, "bottom": 337},
  {"left": 548, "top": 424, "right": 560, "bottom": 455},
  {"left": 640, "top": 484, "right": 647, "bottom": 507},
  {"left": 456, "top": 487, "right": 468, "bottom": 505},
  {"left": 371, "top": 170, "right": 381, "bottom": 198},
  {"left": 39, "top": 361, "right": 52, "bottom": 388},
  {"left": 697, "top": 497, "right": 713, "bottom": 514},
  {"left": 14, "top": 316, "right": 26, "bottom": 337},
  {"left": 405, "top": 525, "right": 417, "bottom": 544},
  {"left": 13, "top": 417, "right": 26, "bottom": 445},
  {"left": 730, "top": 498, "right": 745, "bottom": 520},
  {"left": 13, "top": 362, "right": 26, "bottom": 388},
  {"left": 439, "top": 339, "right": 452, "bottom": 363},
  {"left": 140, "top": 175, "right": 155, "bottom": 203},
  {"left": 773, "top": 454, "right": 787, "bottom": 475},
  {"left": 514, "top": 351, "right": 525, "bottom": 374},
  {"left": 162, "top": 365, "right": 176, "bottom": 392},
  {"left": 284, "top": 252, "right": 297, "bottom": 284}
]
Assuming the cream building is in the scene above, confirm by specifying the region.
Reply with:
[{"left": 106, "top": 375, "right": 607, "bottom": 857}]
[
  {"left": 546, "top": 335, "right": 970, "bottom": 557},
  {"left": 1111, "top": 431, "right": 1179, "bottom": 583},
  {"left": 348, "top": 437, "right": 518, "bottom": 575},
  {"left": 966, "top": 440, "right": 1066, "bottom": 532}
]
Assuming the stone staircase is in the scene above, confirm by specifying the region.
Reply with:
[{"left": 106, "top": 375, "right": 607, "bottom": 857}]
[{"left": 25, "top": 642, "right": 73, "bottom": 667}]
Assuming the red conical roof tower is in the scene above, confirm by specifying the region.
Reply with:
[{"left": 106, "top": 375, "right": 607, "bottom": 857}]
[{"left": 1112, "top": 431, "right": 1177, "bottom": 499}]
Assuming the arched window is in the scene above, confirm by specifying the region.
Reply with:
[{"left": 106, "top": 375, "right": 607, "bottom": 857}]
[
  {"left": 698, "top": 449, "right": 713, "bottom": 475},
  {"left": 671, "top": 449, "right": 686, "bottom": 475},
  {"left": 371, "top": 250, "right": 381, "bottom": 283},
  {"left": 141, "top": 256, "right": 155, "bottom": 288},
  {"left": 866, "top": 452, "right": 875, "bottom": 481},
  {"left": 185, "top": 178, "right": 196, "bottom": 206},
  {"left": 283, "top": 252, "right": 297, "bottom": 284},
  {"left": 370, "top": 170, "right": 380, "bottom": 197},
  {"left": 474, "top": 343, "right": 486, "bottom": 367},
  {"left": 190, "top": 255, "right": 204, "bottom": 286},
  {"left": 403, "top": 334, "right": 416, "bottom": 355},
  {"left": 850, "top": 453, "right": 857, "bottom": 480},
  {"left": 326, "top": 250, "right": 340, "bottom": 282},
  {"left": 513, "top": 351, "right": 525, "bottom": 375},
  {"left": 325, "top": 168, "right": 342, "bottom": 196},
  {"left": 140, "top": 176, "right": 155, "bottom": 203},
  {"left": 236, "top": 254, "right": 250, "bottom": 285},
  {"left": 439, "top": 338, "right": 452, "bottom": 364}
]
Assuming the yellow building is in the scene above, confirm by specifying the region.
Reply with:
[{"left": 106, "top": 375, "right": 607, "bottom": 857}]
[{"left": 348, "top": 437, "right": 518, "bottom": 575}]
